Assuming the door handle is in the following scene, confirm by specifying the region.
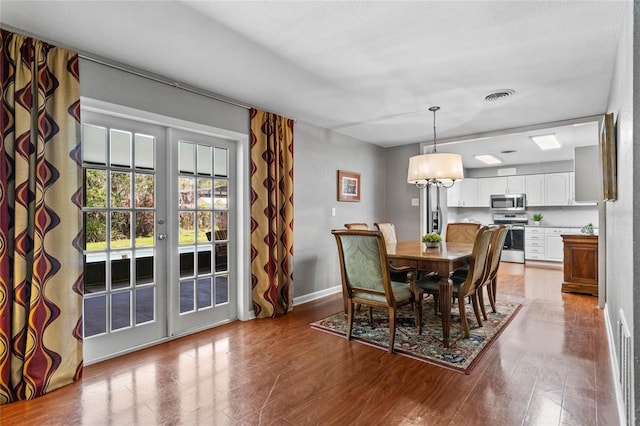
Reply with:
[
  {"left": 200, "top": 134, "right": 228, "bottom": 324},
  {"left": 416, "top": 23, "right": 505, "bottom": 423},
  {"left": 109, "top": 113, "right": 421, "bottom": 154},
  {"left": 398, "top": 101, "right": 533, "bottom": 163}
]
[{"left": 157, "top": 234, "right": 167, "bottom": 241}]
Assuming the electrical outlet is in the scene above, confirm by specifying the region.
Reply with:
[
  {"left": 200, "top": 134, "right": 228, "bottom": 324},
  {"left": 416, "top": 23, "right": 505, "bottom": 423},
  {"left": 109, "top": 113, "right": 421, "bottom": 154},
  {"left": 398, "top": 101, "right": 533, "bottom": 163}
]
[{"left": 411, "top": 198, "right": 419, "bottom": 206}]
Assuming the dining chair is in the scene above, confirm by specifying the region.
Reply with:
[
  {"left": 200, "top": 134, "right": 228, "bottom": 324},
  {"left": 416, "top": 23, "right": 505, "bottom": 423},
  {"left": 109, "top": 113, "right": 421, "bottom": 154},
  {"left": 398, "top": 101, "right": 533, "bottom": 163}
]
[
  {"left": 445, "top": 222, "right": 481, "bottom": 243},
  {"left": 332, "top": 229, "right": 423, "bottom": 352},
  {"left": 414, "top": 226, "right": 494, "bottom": 338},
  {"left": 477, "top": 225, "right": 509, "bottom": 320},
  {"left": 374, "top": 222, "right": 397, "bottom": 244},
  {"left": 344, "top": 223, "right": 369, "bottom": 230}
]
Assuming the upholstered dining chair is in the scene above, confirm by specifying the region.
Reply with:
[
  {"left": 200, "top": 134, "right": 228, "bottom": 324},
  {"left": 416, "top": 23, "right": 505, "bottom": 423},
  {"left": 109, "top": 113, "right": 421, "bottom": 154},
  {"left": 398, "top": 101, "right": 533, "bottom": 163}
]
[
  {"left": 414, "top": 226, "right": 494, "bottom": 338},
  {"left": 374, "top": 222, "right": 397, "bottom": 244},
  {"left": 445, "top": 222, "right": 481, "bottom": 243},
  {"left": 345, "top": 223, "right": 369, "bottom": 230},
  {"left": 477, "top": 225, "right": 509, "bottom": 320},
  {"left": 332, "top": 229, "right": 423, "bottom": 352}
]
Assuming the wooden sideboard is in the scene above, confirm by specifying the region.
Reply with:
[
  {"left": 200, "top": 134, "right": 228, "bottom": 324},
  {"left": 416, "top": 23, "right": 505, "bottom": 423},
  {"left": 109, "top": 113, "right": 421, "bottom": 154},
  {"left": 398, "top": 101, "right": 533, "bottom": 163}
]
[{"left": 561, "top": 234, "right": 598, "bottom": 296}]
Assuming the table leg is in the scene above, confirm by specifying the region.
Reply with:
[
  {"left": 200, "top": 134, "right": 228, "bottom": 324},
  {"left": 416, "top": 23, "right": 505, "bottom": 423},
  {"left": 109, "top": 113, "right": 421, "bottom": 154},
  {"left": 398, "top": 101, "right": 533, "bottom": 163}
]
[{"left": 439, "top": 275, "right": 453, "bottom": 348}]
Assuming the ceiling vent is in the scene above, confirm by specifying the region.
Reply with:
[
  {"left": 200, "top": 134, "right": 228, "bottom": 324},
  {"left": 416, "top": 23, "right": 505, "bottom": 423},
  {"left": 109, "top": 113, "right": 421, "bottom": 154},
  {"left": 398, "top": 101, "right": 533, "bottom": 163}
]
[{"left": 484, "top": 89, "right": 515, "bottom": 102}]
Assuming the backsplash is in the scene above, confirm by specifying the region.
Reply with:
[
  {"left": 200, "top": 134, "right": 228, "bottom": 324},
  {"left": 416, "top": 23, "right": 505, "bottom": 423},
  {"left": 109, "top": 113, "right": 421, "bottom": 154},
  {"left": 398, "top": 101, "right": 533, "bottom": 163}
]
[{"left": 448, "top": 205, "right": 598, "bottom": 227}]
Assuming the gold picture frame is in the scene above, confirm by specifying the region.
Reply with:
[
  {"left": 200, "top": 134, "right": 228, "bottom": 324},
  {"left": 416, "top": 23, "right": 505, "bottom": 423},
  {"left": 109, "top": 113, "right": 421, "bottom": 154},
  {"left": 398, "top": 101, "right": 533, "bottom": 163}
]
[
  {"left": 337, "top": 170, "right": 361, "bottom": 202},
  {"left": 600, "top": 113, "right": 617, "bottom": 201}
]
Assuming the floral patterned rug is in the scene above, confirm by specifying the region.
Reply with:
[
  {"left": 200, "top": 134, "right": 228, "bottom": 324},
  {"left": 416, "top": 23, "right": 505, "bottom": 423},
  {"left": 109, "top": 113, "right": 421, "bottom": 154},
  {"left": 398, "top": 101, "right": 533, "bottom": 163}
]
[{"left": 310, "top": 297, "right": 522, "bottom": 374}]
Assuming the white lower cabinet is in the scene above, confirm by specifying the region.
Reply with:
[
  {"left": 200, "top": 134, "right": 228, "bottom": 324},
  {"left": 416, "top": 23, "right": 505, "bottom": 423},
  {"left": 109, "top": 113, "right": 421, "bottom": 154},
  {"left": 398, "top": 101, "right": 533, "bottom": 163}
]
[
  {"left": 525, "top": 227, "right": 546, "bottom": 260},
  {"left": 525, "top": 226, "right": 581, "bottom": 262}
]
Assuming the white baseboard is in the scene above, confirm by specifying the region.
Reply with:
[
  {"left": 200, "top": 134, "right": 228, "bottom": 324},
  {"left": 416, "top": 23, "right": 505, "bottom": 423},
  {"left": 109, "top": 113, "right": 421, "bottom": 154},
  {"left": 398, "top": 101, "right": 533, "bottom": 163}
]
[
  {"left": 603, "top": 303, "right": 628, "bottom": 425},
  {"left": 293, "top": 285, "right": 341, "bottom": 306}
]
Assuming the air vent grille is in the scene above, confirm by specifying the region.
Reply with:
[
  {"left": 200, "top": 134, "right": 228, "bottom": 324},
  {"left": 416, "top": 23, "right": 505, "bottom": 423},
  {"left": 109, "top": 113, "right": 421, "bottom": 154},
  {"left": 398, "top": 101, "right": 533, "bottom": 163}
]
[{"left": 484, "top": 89, "right": 516, "bottom": 102}]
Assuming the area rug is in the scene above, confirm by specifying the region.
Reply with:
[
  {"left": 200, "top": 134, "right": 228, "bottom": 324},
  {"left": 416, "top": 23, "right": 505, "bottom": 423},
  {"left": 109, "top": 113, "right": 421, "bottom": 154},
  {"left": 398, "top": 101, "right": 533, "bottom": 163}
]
[{"left": 310, "top": 298, "right": 522, "bottom": 374}]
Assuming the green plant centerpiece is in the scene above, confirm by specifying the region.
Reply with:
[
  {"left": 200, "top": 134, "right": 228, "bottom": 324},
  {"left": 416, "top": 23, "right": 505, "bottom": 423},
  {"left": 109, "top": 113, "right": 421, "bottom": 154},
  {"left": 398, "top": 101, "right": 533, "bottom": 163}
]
[
  {"left": 421, "top": 232, "right": 442, "bottom": 248},
  {"left": 532, "top": 213, "right": 544, "bottom": 225}
]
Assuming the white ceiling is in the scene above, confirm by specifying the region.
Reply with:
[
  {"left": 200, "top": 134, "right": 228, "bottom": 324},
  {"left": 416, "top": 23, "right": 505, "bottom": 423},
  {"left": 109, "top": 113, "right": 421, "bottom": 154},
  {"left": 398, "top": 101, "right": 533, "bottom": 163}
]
[{"left": 0, "top": 1, "right": 626, "bottom": 167}]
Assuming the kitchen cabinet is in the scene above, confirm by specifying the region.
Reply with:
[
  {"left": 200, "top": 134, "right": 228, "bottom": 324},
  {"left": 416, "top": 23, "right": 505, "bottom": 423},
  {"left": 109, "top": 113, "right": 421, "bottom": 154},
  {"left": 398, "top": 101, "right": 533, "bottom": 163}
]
[
  {"left": 525, "top": 226, "right": 546, "bottom": 260},
  {"left": 525, "top": 174, "right": 545, "bottom": 206},
  {"left": 561, "top": 234, "right": 598, "bottom": 296},
  {"left": 544, "top": 173, "right": 571, "bottom": 205},
  {"left": 507, "top": 175, "right": 526, "bottom": 194},
  {"left": 525, "top": 226, "right": 582, "bottom": 262},
  {"left": 449, "top": 171, "right": 590, "bottom": 208},
  {"left": 447, "top": 178, "right": 477, "bottom": 207},
  {"left": 477, "top": 175, "right": 525, "bottom": 207},
  {"left": 545, "top": 228, "right": 565, "bottom": 261}
]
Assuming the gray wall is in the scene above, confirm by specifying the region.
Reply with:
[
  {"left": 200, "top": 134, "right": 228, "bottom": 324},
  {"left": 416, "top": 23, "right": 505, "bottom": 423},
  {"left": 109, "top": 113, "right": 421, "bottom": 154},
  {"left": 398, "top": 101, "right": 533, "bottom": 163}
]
[
  {"left": 80, "top": 59, "right": 249, "bottom": 135},
  {"left": 385, "top": 143, "right": 422, "bottom": 240},
  {"left": 604, "top": 1, "right": 636, "bottom": 421},
  {"left": 293, "top": 121, "right": 387, "bottom": 298}
]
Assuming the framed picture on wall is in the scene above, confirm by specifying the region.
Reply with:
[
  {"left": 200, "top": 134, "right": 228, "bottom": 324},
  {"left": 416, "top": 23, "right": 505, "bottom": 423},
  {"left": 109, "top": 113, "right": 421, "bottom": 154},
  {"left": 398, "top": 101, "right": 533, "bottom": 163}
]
[
  {"left": 600, "top": 113, "right": 617, "bottom": 201},
  {"left": 337, "top": 170, "right": 361, "bottom": 202}
]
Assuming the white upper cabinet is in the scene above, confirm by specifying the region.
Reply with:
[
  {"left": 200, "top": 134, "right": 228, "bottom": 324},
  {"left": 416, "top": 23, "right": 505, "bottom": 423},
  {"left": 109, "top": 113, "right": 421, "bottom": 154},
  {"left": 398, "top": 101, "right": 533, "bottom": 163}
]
[
  {"left": 460, "top": 178, "right": 478, "bottom": 206},
  {"left": 525, "top": 174, "right": 545, "bottom": 206},
  {"left": 447, "top": 178, "right": 477, "bottom": 207},
  {"left": 507, "top": 175, "right": 526, "bottom": 194},
  {"left": 544, "top": 172, "right": 571, "bottom": 205},
  {"left": 449, "top": 171, "right": 585, "bottom": 208}
]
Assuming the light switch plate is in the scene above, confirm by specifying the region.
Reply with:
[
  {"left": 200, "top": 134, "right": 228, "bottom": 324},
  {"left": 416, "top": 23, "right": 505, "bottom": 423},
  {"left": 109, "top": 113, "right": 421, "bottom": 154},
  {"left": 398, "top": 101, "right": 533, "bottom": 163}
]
[{"left": 411, "top": 198, "right": 419, "bottom": 206}]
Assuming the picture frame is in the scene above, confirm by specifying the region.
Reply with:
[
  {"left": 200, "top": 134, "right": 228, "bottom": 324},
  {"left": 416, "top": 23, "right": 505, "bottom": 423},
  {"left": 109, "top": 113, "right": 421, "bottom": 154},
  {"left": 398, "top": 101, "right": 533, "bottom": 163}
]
[
  {"left": 337, "top": 170, "right": 361, "bottom": 202},
  {"left": 600, "top": 113, "right": 617, "bottom": 201}
]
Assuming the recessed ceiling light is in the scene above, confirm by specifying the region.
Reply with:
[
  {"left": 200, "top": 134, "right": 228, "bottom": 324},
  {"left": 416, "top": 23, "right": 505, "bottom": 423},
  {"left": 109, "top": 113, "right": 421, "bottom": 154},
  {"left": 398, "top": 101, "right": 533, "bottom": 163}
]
[
  {"left": 474, "top": 154, "right": 502, "bottom": 164},
  {"left": 531, "top": 134, "right": 561, "bottom": 150}
]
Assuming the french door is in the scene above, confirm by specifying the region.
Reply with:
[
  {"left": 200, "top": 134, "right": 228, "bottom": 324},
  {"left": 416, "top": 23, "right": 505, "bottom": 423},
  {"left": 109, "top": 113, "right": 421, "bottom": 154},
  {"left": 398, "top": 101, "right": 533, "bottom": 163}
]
[
  {"left": 82, "top": 112, "right": 236, "bottom": 362},
  {"left": 168, "top": 129, "right": 236, "bottom": 335}
]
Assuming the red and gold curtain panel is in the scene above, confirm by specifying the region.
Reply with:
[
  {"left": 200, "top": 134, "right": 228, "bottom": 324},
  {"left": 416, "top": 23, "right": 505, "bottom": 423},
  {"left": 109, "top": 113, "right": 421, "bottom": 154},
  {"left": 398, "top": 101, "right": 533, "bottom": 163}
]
[
  {"left": 249, "top": 109, "right": 294, "bottom": 318},
  {"left": 0, "top": 30, "right": 83, "bottom": 404}
]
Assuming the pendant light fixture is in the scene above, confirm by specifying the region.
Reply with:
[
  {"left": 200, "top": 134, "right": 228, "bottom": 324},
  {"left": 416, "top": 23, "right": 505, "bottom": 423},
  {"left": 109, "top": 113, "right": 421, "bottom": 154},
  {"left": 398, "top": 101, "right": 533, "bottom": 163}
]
[{"left": 407, "top": 106, "right": 464, "bottom": 188}]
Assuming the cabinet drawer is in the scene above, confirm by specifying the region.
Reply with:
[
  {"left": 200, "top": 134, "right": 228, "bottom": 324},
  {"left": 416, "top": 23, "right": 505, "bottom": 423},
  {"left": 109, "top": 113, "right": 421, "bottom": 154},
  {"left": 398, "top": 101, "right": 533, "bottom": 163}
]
[
  {"left": 526, "top": 234, "right": 545, "bottom": 241},
  {"left": 526, "top": 253, "right": 545, "bottom": 260},
  {"left": 526, "top": 227, "right": 545, "bottom": 235},
  {"left": 525, "top": 240, "right": 545, "bottom": 248},
  {"left": 545, "top": 227, "right": 566, "bottom": 235},
  {"left": 525, "top": 246, "right": 545, "bottom": 254}
]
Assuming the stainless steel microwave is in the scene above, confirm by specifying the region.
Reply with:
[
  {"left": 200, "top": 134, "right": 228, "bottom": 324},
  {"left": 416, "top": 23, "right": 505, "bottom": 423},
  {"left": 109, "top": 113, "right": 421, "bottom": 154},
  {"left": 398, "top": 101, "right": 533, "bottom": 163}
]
[{"left": 490, "top": 194, "right": 526, "bottom": 211}]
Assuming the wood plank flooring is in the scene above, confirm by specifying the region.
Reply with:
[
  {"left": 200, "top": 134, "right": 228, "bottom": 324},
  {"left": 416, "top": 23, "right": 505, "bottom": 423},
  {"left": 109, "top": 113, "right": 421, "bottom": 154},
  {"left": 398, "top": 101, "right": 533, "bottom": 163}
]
[{"left": 0, "top": 263, "right": 620, "bottom": 425}]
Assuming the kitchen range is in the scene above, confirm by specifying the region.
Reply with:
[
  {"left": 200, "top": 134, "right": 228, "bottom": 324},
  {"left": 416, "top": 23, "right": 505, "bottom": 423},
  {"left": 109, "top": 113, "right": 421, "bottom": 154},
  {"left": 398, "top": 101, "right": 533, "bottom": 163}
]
[{"left": 491, "top": 212, "right": 527, "bottom": 264}]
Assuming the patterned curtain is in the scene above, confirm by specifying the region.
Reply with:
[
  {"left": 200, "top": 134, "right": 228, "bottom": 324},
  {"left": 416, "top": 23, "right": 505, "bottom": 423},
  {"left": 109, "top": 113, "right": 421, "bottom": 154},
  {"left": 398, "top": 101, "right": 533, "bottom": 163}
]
[
  {"left": 0, "top": 30, "right": 83, "bottom": 404},
  {"left": 249, "top": 109, "right": 294, "bottom": 318}
]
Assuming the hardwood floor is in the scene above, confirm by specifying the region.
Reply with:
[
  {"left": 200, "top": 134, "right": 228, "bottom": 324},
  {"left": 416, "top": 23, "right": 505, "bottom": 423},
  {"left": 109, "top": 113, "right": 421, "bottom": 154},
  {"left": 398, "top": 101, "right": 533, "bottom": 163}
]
[{"left": 0, "top": 263, "right": 619, "bottom": 425}]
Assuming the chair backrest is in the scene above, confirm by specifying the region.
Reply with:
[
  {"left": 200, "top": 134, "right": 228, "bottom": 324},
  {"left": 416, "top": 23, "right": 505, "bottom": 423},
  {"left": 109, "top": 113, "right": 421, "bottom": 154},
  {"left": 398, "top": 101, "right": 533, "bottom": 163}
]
[
  {"left": 485, "top": 225, "right": 509, "bottom": 282},
  {"left": 345, "top": 223, "right": 369, "bottom": 230},
  {"left": 374, "top": 222, "right": 397, "bottom": 244},
  {"left": 457, "top": 226, "right": 495, "bottom": 298},
  {"left": 332, "top": 229, "right": 396, "bottom": 305},
  {"left": 445, "top": 222, "right": 481, "bottom": 243}
]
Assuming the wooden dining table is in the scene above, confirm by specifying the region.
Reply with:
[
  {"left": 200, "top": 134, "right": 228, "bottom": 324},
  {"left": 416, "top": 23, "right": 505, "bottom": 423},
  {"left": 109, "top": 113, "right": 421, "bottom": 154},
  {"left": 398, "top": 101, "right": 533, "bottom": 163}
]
[{"left": 386, "top": 240, "right": 474, "bottom": 348}]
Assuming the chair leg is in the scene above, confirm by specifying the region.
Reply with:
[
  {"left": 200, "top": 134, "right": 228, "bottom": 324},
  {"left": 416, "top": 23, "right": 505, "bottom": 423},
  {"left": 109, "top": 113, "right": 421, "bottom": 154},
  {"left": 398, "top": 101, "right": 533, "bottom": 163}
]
[
  {"left": 478, "top": 287, "right": 488, "bottom": 321},
  {"left": 415, "top": 298, "right": 423, "bottom": 335},
  {"left": 489, "top": 277, "right": 498, "bottom": 313},
  {"left": 346, "top": 301, "right": 354, "bottom": 341},
  {"left": 458, "top": 295, "right": 470, "bottom": 338},
  {"left": 368, "top": 307, "right": 373, "bottom": 323},
  {"left": 388, "top": 307, "right": 397, "bottom": 353},
  {"left": 471, "top": 294, "right": 483, "bottom": 327}
]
